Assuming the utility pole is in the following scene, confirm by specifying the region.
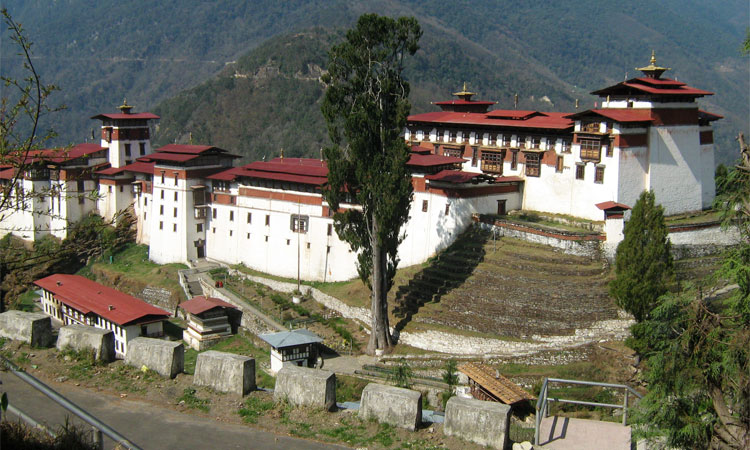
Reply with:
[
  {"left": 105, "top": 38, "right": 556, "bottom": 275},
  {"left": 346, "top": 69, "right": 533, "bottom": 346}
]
[{"left": 297, "top": 201, "right": 301, "bottom": 293}]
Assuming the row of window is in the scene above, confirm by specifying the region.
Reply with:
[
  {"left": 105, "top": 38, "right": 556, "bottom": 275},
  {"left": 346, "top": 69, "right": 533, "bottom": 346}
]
[
  {"left": 575, "top": 164, "right": 606, "bottom": 184},
  {"left": 411, "top": 130, "right": 571, "bottom": 150},
  {"left": 123, "top": 143, "right": 147, "bottom": 157},
  {"left": 421, "top": 200, "right": 452, "bottom": 215}
]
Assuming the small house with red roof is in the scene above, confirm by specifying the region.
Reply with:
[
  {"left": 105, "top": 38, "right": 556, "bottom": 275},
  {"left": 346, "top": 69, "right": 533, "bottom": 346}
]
[
  {"left": 35, "top": 274, "right": 171, "bottom": 358},
  {"left": 178, "top": 296, "right": 241, "bottom": 350}
]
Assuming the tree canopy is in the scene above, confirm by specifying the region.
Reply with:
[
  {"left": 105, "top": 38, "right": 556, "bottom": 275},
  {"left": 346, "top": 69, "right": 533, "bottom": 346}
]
[
  {"left": 609, "top": 190, "right": 673, "bottom": 324},
  {"left": 321, "top": 14, "right": 421, "bottom": 354}
]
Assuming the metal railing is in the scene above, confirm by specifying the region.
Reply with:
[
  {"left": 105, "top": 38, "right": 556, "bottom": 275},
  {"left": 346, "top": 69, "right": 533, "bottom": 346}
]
[
  {"left": 534, "top": 377, "right": 643, "bottom": 445},
  {"left": 1, "top": 356, "right": 142, "bottom": 450}
]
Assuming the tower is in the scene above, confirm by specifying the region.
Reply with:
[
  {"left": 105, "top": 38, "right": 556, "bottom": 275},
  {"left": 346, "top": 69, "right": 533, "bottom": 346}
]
[{"left": 91, "top": 100, "right": 159, "bottom": 168}]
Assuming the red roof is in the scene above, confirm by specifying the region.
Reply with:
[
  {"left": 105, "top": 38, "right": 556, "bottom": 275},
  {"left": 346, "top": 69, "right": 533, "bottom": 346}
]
[
  {"left": 98, "top": 160, "right": 155, "bottom": 176},
  {"left": 179, "top": 296, "right": 236, "bottom": 315},
  {"left": 595, "top": 201, "right": 631, "bottom": 211},
  {"left": 566, "top": 109, "right": 654, "bottom": 123},
  {"left": 592, "top": 77, "right": 712, "bottom": 97},
  {"left": 140, "top": 152, "right": 201, "bottom": 163},
  {"left": 24, "top": 143, "right": 107, "bottom": 165},
  {"left": 209, "top": 158, "right": 329, "bottom": 185},
  {"left": 34, "top": 274, "right": 170, "bottom": 326},
  {"left": 91, "top": 112, "right": 160, "bottom": 120},
  {"left": 434, "top": 99, "right": 496, "bottom": 106},
  {"left": 0, "top": 167, "right": 15, "bottom": 180},
  {"left": 155, "top": 144, "right": 216, "bottom": 154},
  {"left": 698, "top": 110, "right": 723, "bottom": 122},
  {"left": 407, "top": 153, "right": 465, "bottom": 167},
  {"left": 408, "top": 110, "right": 573, "bottom": 130},
  {"left": 425, "top": 170, "right": 521, "bottom": 184}
]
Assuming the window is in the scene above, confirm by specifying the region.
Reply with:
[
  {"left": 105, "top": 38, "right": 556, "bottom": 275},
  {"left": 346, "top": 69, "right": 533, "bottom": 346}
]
[
  {"left": 160, "top": 172, "right": 165, "bottom": 184},
  {"left": 582, "top": 121, "right": 600, "bottom": 133},
  {"left": 327, "top": 224, "right": 333, "bottom": 236},
  {"left": 595, "top": 166, "right": 605, "bottom": 184},
  {"left": 160, "top": 205, "right": 164, "bottom": 215},
  {"left": 159, "top": 221, "right": 163, "bottom": 230},
  {"left": 144, "top": 212, "right": 147, "bottom": 220},
  {"left": 422, "top": 200, "right": 428, "bottom": 212},
  {"left": 606, "top": 143, "right": 614, "bottom": 158},
  {"left": 108, "top": 186, "right": 112, "bottom": 193},
  {"left": 489, "top": 134, "right": 497, "bottom": 146},
  {"left": 247, "top": 212, "right": 252, "bottom": 224},
  {"left": 160, "top": 190, "right": 164, "bottom": 200},
  {"left": 173, "top": 207, "right": 177, "bottom": 218},
  {"left": 124, "top": 143, "right": 131, "bottom": 157},
  {"left": 580, "top": 139, "right": 601, "bottom": 161},
  {"left": 531, "top": 137, "right": 541, "bottom": 149},
  {"left": 212, "top": 208, "right": 217, "bottom": 219},
  {"left": 510, "top": 150, "right": 519, "bottom": 170},
  {"left": 229, "top": 230, "right": 233, "bottom": 236},
  {"left": 119, "top": 185, "right": 123, "bottom": 193},
  {"left": 560, "top": 139, "right": 571, "bottom": 153},
  {"left": 212, "top": 227, "right": 216, "bottom": 233},
  {"left": 576, "top": 163, "right": 585, "bottom": 180},
  {"left": 524, "top": 153, "right": 540, "bottom": 177},
  {"left": 139, "top": 142, "right": 146, "bottom": 155},
  {"left": 471, "top": 147, "right": 478, "bottom": 167},
  {"left": 229, "top": 211, "right": 234, "bottom": 221},
  {"left": 443, "top": 146, "right": 462, "bottom": 158},
  {"left": 173, "top": 224, "right": 177, "bottom": 232},
  {"left": 197, "top": 224, "right": 203, "bottom": 232},
  {"left": 291, "top": 214, "right": 309, "bottom": 233},
  {"left": 174, "top": 192, "right": 178, "bottom": 201},
  {"left": 286, "top": 239, "right": 290, "bottom": 245},
  {"left": 501, "top": 135, "right": 511, "bottom": 147},
  {"left": 247, "top": 233, "right": 250, "bottom": 239},
  {"left": 517, "top": 136, "right": 526, "bottom": 148},
  {"left": 445, "top": 203, "right": 450, "bottom": 215},
  {"left": 481, "top": 150, "right": 503, "bottom": 174},
  {"left": 306, "top": 242, "right": 310, "bottom": 249},
  {"left": 449, "top": 130, "right": 457, "bottom": 142},
  {"left": 265, "top": 236, "right": 269, "bottom": 242},
  {"left": 77, "top": 180, "right": 85, "bottom": 204},
  {"left": 144, "top": 198, "right": 148, "bottom": 206},
  {"left": 265, "top": 215, "right": 270, "bottom": 226},
  {"left": 556, "top": 156, "right": 564, "bottom": 173},
  {"left": 174, "top": 172, "right": 178, "bottom": 186}
]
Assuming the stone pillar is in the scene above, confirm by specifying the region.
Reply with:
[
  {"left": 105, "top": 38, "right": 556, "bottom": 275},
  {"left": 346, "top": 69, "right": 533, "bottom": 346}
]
[
  {"left": 444, "top": 396, "right": 511, "bottom": 449},
  {"left": 359, "top": 383, "right": 422, "bottom": 431}
]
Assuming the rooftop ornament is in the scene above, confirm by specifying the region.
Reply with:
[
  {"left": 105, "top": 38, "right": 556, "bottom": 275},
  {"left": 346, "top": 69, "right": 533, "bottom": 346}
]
[{"left": 636, "top": 50, "right": 670, "bottom": 79}]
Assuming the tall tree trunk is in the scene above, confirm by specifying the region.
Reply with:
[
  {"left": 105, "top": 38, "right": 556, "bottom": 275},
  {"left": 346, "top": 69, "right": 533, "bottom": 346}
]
[{"left": 367, "top": 221, "right": 392, "bottom": 355}]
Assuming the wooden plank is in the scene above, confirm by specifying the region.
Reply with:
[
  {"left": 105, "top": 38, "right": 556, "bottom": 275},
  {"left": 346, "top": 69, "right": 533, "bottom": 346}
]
[{"left": 458, "top": 362, "right": 534, "bottom": 405}]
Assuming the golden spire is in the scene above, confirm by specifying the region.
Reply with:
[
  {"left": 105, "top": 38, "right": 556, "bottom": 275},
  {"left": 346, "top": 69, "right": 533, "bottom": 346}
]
[
  {"left": 118, "top": 98, "right": 134, "bottom": 114},
  {"left": 452, "top": 82, "right": 476, "bottom": 100},
  {"left": 280, "top": 148, "right": 284, "bottom": 161},
  {"left": 636, "top": 50, "right": 670, "bottom": 79}
]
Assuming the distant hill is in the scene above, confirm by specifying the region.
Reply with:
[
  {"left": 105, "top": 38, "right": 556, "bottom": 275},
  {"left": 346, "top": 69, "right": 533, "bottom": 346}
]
[{"left": 2, "top": 0, "right": 746, "bottom": 164}]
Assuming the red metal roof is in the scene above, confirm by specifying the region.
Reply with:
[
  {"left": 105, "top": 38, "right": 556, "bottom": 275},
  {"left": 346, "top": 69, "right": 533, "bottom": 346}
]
[
  {"left": 566, "top": 109, "right": 654, "bottom": 123},
  {"left": 434, "top": 99, "right": 496, "bottom": 106},
  {"left": 140, "top": 152, "right": 200, "bottom": 163},
  {"left": 592, "top": 77, "right": 712, "bottom": 97},
  {"left": 425, "top": 170, "right": 522, "bottom": 184},
  {"left": 0, "top": 167, "right": 15, "bottom": 180},
  {"left": 34, "top": 274, "right": 170, "bottom": 326},
  {"left": 408, "top": 110, "right": 573, "bottom": 130},
  {"left": 91, "top": 112, "right": 160, "bottom": 120},
  {"left": 245, "top": 160, "right": 328, "bottom": 177},
  {"left": 407, "top": 153, "right": 465, "bottom": 167},
  {"left": 485, "top": 110, "right": 541, "bottom": 119},
  {"left": 24, "top": 143, "right": 107, "bottom": 165},
  {"left": 155, "top": 144, "right": 216, "bottom": 154},
  {"left": 179, "top": 296, "right": 236, "bottom": 315},
  {"left": 595, "top": 201, "right": 631, "bottom": 211},
  {"left": 98, "top": 161, "right": 155, "bottom": 176}
]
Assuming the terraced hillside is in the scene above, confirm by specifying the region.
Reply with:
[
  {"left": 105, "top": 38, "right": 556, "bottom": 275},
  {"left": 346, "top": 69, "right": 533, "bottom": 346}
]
[{"left": 392, "top": 228, "right": 618, "bottom": 339}]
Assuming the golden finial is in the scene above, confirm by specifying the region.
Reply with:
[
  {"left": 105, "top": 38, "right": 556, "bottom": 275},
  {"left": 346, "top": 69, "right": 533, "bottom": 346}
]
[
  {"left": 636, "top": 50, "right": 670, "bottom": 79},
  {"left": 189, "top": 132, "right": 193, "bottom": 145},
  {"left": 319, "top": 148, "right": 323, "bottom": 161},
  {"left": 452, "top": 82, "right": 476, "bottom": 100},
  {"left": 118, "top": 98, "right": 133, "bottom": 114},
  {"left": 280, "top": 148, "right": 284, "bottom": 161},
  {"left": 575, "top": 99, "right": 579, "bottom": 110}
]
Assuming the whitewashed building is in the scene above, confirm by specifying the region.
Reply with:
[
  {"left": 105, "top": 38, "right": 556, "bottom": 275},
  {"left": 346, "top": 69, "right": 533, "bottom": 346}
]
[{"left": 35, "top": 274, "right": 171, "bottom": 358}]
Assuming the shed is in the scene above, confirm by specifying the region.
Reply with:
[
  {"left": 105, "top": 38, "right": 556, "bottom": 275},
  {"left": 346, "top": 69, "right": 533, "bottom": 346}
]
[
  {"left": 259, "top": 329, "right": 323, "bottom": 374},
  {"left": 179, "top": 296, "right": 241, "bottom": 350}
]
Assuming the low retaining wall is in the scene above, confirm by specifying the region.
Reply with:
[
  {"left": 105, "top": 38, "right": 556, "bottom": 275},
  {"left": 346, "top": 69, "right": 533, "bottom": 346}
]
[
  {"left": 125, "top": 338, "right": 184, "bottom": 378},
  {"left": 57, "top": 324, "right": 115, "bottom": 362},
  {"left": 475, "top": 219, "right": 603, "bottom": 258},
  {"left": 359, "top": 383, "right": 422, "bottom": 431},
  {"left": 0, "top": 311, "right": 53, "bottom": 347},
  {"left": 274, "top": 365, "right": 336, "bottom": 410},
  {"left": 444, "top": 396, "right": 511, "bottom": 449},
  {"left": 668, "top": 222, "right": 741, "bottom": 259},
  {"left": 194, "top": 351, "right": 255, "bottom": 396}
]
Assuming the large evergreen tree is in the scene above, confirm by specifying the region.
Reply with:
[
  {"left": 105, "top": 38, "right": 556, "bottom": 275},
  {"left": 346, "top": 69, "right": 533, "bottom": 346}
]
[
  {"left": 321, "top": 14, "right": 421, "bottom": 354},
  {"left": 610, "top": 190, "right": 673, "bottom": 324}
]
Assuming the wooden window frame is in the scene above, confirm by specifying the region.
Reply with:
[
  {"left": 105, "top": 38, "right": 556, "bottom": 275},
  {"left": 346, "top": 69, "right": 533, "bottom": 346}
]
[
  {"left": 595, "top": 165, "right": 605, "bottom": 184},
  {"left": 481, "top": 150, "right": 504, "bottom": 174},
  {"left": 580, "top": 139, "right": 601, "bottom": 162},
  {"left": 575, "top": 163, "right": 585, "bottom": 180},
  {"left": 555, "top": 155, "right": 564, "bottom": 173},
  {"left": 524, "top": 152, "right": 541, "bottom": 177}
]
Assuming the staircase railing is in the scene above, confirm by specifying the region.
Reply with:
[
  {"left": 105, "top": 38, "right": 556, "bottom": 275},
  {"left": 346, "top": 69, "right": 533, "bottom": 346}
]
[{"left": 534, "top": 377, "right": 643, "bottom": 445}]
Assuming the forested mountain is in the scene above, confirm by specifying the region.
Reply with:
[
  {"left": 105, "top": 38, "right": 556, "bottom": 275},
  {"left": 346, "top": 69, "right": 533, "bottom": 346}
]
[{"left": 1, "top": 0, "right": 747, "bottom": 164}]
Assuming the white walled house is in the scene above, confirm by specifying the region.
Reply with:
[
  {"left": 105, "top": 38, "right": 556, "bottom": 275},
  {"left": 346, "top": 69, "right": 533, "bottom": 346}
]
[
  {"left": 405, "top": 53, "right": 720, "bottom": 221},
  {"left": 35, "top": 274, "right": 171, "bottom": 359},
  {"left": 259, "top": 329, "right": 323, "bottom": 374}
]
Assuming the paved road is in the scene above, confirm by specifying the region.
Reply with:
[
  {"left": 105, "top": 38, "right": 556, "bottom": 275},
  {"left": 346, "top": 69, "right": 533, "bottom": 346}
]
[{"left": 2, "top": 373, "right": 345, "bottom": 450}]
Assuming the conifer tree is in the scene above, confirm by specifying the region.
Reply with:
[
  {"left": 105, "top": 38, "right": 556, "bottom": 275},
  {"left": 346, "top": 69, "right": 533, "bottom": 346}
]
[
  {"left": 609, "top": 190, "right": 673, "bottom": 323},
  {"left": 321, "top": 14, "right": 421, "bottom": 354}
]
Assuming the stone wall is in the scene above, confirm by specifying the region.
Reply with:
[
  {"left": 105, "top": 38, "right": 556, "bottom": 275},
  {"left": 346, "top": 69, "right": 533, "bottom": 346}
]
[
  {"left": 0, "top": 311, "right": 53, "bottom": 348},
  {"left": 274, "top": 365, "right": 336, "bottom": 410},
  {"left": 668, "top": 222, "right": 741, "bottom": 259},
  {"left": 57, "top": 324, "right": 115, "bottom": 362},
  {"left": 140, "top": 286, "right": 176, "bottom": 314},
  {"left": 125, "top": 338, "right": 184, "bottom": 378},
  {"left": 194, "top": 351, "right": 255, "bottom": 396},
  {"left": 476, "top": 220, "right": 603, "bottom": 258},
  {"left": 444, "top": 396, "right": 511, "bottom": 449},
  {"left": 359, "top": 383, "right": 422, "bottom": 431}
]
